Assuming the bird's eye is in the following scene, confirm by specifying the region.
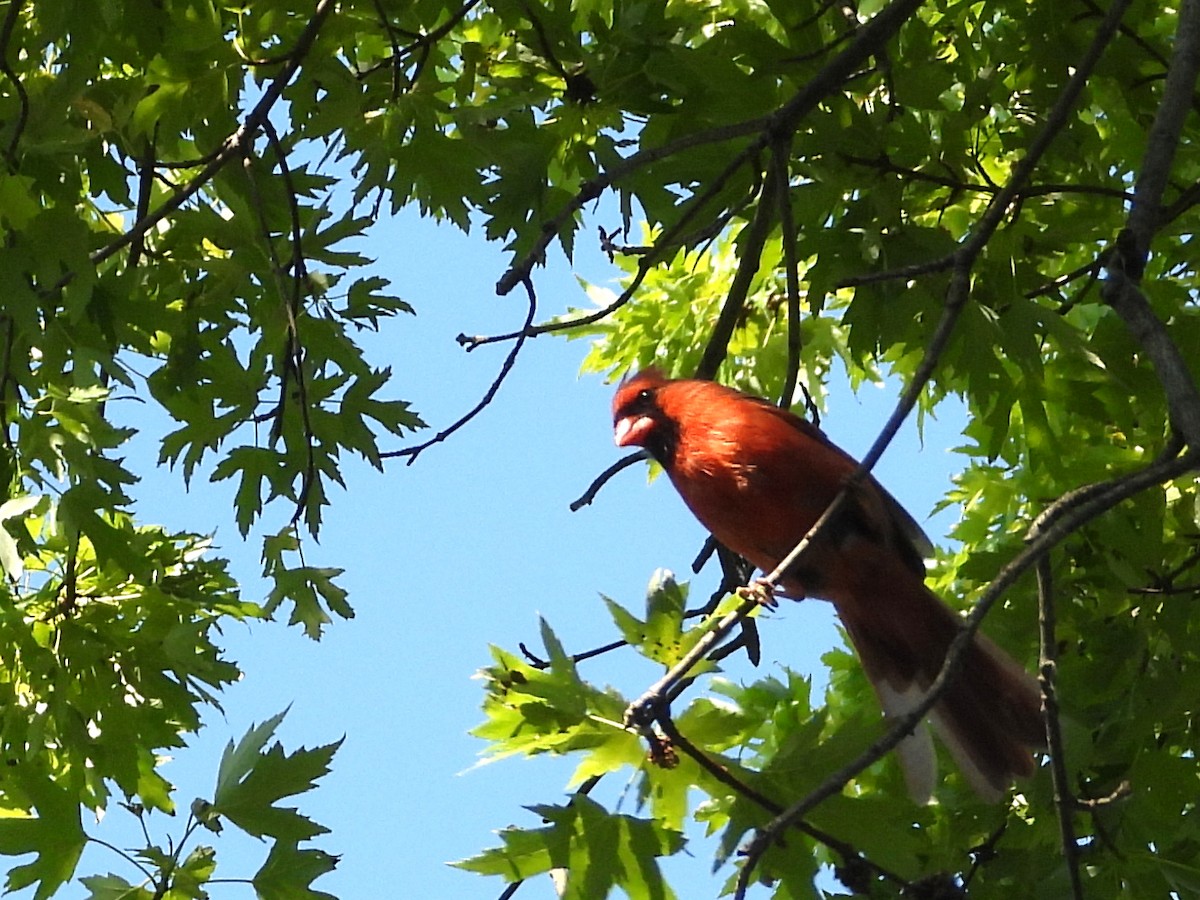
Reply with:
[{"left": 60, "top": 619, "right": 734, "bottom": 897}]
[{"left": 637, "top": 388, "right": 653, "bottom": 402}]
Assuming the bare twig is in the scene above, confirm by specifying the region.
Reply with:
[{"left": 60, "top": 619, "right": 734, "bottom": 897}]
[
  {"left": 385, "top": 278, "right": 538, "bottom": 464},
  {"left": 695, "top": 162, "right": 778, "bottom": 380},
  {"left": 569, "top": 450, "right": 649, "bottom": 511},
  {"left": 519, "top": 638, "right": 627, "bottom": 669},
  {"left": 1034, "top": 556, "right": 1085, "bottom": 900},
  {"left": 772, "top": 137, "right": 804, "bottom": 410}
]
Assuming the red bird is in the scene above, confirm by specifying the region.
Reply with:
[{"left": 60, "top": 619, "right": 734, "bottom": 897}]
[{"left": 612, "top": 369, "right": 1044, "bottom": 801}]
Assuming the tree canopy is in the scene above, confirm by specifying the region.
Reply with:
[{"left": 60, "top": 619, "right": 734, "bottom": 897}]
[{"left": 1, "top": 0, "right": 1199, "bottom": 897}]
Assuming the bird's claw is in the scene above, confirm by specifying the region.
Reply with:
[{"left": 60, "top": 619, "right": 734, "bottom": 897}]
[{"left": 736, "top": 578, "right": 778, "bottom": 608}]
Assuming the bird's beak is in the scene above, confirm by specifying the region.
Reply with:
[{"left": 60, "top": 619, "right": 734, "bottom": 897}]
[{"left": 614, "top": 414, "right": 652, "bottom": 447}]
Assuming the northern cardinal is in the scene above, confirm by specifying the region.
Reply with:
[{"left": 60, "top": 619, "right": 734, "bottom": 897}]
[{"left": 612, "top": 368, "right": 1044, "bottom": 801}]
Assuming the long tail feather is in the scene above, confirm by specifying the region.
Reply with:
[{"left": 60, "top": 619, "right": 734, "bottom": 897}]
[{"left": 834, "top": 554, "right": 1044, "bottom": 801}]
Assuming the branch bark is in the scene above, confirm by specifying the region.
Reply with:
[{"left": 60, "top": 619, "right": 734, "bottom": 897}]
[{"left": 1103, "top": 0, "right": 1200, "bottom": 448}]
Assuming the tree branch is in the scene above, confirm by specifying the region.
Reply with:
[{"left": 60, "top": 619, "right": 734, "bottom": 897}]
[
  {"left": 840, "top": 151, "right": 1134, "bottom": 204},
  {"left": 772, "top": 137, "right": 804, "bottom": 410},
  {"left": 695, "top": 162, "right": 778, "bottom": 380},
  {"left": 1035, "top": 556, "right": 1085, "bottom": 900},
  {"left": 569, "top": 451, "right": 649, "bottom": 511},
  {"left": 656, "top": 713, "right": 913, "bottom": 894},
  {"left": 1103, "top": 0, "right": 1200, "bottom": 449},
  {"left": 385, "top": 277, "right": 538, "bottom": 464},
  {"left": 1122, "top": 0, "right": 1200, "bottom": 271}
]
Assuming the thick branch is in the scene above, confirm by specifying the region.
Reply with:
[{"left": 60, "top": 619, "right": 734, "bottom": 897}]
[
  {"left": 1103, "top": 0, "right": 1200, "bottom": 448},
  {"left": 1123, "top": 0, "right": 1200, "bottom": 268}
]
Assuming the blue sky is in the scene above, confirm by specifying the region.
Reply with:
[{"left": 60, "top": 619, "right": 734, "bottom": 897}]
[{"left": 57, "top": 208, "right": 966, "bottom": 900}]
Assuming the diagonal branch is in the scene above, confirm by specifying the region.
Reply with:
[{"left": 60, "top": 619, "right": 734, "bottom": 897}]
[
  {"left": 694, "top": 162, "right": 778, "bottom": 380},
  {"left": 385, "top": 278, "right": 538, "bottom": 464},
  {"left": 656, "top": 714, "right": 913, "bottom": 894},
  {"left": 1103, "top": 0, "right": 1200, "bottom": 449}
]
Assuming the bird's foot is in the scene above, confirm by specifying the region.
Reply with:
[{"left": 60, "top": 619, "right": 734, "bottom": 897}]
[{"left": 736, "top": 578, "right": 779, "bottom": 608}]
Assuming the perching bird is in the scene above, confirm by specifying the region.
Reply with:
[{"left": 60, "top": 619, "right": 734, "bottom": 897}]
[{"left": 612, "top": 368, "right": 1044, "bottom": 802}]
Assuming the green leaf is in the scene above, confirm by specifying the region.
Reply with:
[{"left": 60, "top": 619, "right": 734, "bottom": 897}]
[
  {"left": 453, "top": 796, "right": 683, "bottom": 896},
  {"left": 79, "top": 873, "right": 155, "bottom": 900},
  {"left": 211, "top": 713, "right": 341, "bottom": 842},
  {"left": 0, "top": 773, "right": 86, "bottom": 899},
  {"left": 252, "top": 841, "right": 339, "bottom": 900}
]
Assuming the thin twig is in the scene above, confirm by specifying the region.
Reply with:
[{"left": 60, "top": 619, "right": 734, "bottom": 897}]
[
  {"left": 262, "top": 118, "right": 319, "bottom": 529},
  {"left": 467, "top": 132, "right": 764, "bottom": 350},
  {"left": 569, "top": 451, "right": 649, "bottom": 511},
  {"left": 385, "top": 278, "right": 538, "bottom": 463},
  {"left": 840, "top": 152, "right": 1133, "bottom": 203},
  {"left": 695, "top": 162, "right": 778, "bottom": 380},
  {"left": 835, "top": 255, "right": 956, "bottom": 289},
  {"left": 1035, "top": 556, "right": 1085, "bottom": 900},
  {"left": 657, "top": 715, "right": 912, "bottom": 892},
  {"left": 519, "top": 638, "right": 627, "bottom": 669},
  {"left": 772, "top": 137, "right": 803, "bottom": 410},
  {"left": 493, "top": 774, "right": 603, "bottom": 900}
]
